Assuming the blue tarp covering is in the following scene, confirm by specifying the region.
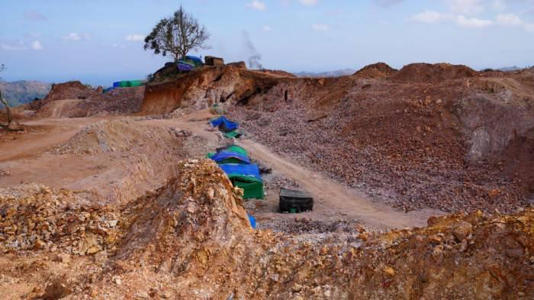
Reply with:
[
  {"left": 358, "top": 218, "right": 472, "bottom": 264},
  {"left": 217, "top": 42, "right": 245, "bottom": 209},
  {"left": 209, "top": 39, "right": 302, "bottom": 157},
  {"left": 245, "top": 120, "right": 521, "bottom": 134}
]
[
  {"left": 178, "top": 62, "right": 194, "bottom": 72},
  {"left": 219, "top": 164, "right": 262, "bottom": 181},
  {"left": 185, "top": 55, "right": 203, "bottom": 64},
  {"left": 210, "top": 151, "right": 250, "bottom": 164},
  {"left": 248, "top": 213, "right": 257, "bottom": 229},
  {"left": 210, "top": 116, "right": 238, "bottom": 132},
  {"left": 113, "top": 82, "right": 121, "bottom": 88}
]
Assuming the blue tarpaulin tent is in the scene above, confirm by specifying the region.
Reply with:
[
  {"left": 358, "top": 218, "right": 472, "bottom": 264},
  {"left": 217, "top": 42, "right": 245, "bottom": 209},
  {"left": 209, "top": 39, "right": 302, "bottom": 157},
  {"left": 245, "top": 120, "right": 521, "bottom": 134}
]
[
  {"left": 185, "top": 56, "right": 203, "bottom": 65},
  {"left": 210, "top": 151, "right": 250, "bottom": 165},
  {"left": 219, "top": 164, "right": 262, "bottom": 181},
  {"left": 210, "top": 116, "right": 239, "bottom": 132},
  {"left": 178, "top": 62, "right": 194, "bottom": 72}
]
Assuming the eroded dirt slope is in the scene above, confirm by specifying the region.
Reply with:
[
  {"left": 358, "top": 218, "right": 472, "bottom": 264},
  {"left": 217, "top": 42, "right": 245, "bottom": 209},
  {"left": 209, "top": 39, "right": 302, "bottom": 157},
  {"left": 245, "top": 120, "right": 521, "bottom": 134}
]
[
  {"left": 141, "top": 63, "right": 534, "bottom": 213},
  {"left": 0, "top": 160, "right": 532, "bottom": 299}
]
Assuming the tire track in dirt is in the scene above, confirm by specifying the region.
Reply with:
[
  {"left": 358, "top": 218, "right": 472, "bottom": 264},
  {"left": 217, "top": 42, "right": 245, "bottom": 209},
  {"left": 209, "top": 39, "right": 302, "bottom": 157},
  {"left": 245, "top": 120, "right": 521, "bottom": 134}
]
[{"left": 237, "top": 138, "right": 445, "bottom": 230}]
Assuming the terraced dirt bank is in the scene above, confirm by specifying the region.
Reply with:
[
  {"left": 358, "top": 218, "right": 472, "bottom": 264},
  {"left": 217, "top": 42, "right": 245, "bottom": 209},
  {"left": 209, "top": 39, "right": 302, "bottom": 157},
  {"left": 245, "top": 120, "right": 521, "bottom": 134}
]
[{"left": 0, "top": 63, "right": 532, "bottom": 298}]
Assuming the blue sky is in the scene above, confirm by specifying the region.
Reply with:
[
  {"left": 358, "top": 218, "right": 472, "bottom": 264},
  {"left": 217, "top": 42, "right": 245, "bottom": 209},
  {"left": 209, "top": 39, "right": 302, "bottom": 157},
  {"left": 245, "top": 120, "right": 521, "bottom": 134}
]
[{"left": 1, "top": 0, "right": 533, "bottom": 85}]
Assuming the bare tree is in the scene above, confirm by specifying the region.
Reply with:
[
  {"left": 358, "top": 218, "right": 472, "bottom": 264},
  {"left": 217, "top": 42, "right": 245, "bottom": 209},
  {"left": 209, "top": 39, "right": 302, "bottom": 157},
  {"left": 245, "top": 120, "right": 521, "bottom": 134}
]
[
  {"left": 144, "top": 6, "right": 209, "bottom": 61},
  {"left": 0, "top": 64, "right": 21, "bottom": 131}
]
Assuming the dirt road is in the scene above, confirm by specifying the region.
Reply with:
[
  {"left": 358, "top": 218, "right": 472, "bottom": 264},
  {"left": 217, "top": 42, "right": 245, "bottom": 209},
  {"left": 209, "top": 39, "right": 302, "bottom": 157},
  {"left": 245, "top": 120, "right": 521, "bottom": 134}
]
[
  {"left": 1, "top": 111, "right": 443, "bottom": 230},
  {"left": 238, "top": 138, "right": 444, "bottom": 230}
]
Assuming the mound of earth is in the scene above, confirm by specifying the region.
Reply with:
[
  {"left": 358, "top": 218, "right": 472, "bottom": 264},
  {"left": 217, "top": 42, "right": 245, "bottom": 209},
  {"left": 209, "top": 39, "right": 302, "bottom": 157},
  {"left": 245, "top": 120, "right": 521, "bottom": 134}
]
[
  {"left": 140, "top": 64, "right": 534, "bottom": 213},
  {"left": 54, "top": 119, "right": 179, "bottom": 154},
  {"left": 142, "top": 65, "right": 287, "bottom": 114},
  {"left": 218, "top": 66, "right": 533, "bottom": 213},
  {"left": 353, "top": 62, "right": 397, "bottom": 79},
  {"left": 35, "top": 81, "right": 144, "bottom": 118},
  {"left": 255, "top": 69, "right": 297, "bottom": 78},
  {"left": 392, "top": 63, "right": 477, "bottom": 83},
  {"left": 43, "top": 81, "right": 101, "bottom": 102},
  {"left": 0, "top": 160, "right": 532, "bottom": 298}
]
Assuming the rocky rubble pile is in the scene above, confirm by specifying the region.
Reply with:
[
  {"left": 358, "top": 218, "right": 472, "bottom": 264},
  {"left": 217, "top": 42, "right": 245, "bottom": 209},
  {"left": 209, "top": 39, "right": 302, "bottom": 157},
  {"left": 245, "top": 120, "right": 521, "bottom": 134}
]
[
  {"left": 228, "top": 83, "right": 530, "bottom": 213},
  {"left": 43, "top": 81, "right": 101, "bottom": 102},
  {"left": 0, "top": 160, "right": 532, "bottom": 298},
  {"left": 391, "top": 63, "right": 477, "bottom": 83},
  {"left": 353, "top": 62, "right": 398, "bottom": 79},
  {"left": 0, "top": 184, "right": 120, "bottom": 255},
  {"left": 34, "top": 80, "right": 144, "bottom": 117}
]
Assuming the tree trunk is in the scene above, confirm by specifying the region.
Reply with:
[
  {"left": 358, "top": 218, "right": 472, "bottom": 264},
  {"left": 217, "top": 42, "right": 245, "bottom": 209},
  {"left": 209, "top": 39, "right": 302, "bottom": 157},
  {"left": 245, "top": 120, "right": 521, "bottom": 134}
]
[{"left": 0, "top": 90, "right": 15, "bottom": 129}]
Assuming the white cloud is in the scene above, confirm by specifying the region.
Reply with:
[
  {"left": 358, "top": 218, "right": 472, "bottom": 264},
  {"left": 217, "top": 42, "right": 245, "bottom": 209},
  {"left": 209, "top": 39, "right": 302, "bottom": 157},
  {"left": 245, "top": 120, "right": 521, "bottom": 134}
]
[
  {"left": 455, "top": 15, "right": 493, "bottom": 28},
  {"left": 125, "top": 34, "right": 145, "bottom": 42},
  {"left": 262, "top": 25, "right": 272, "bottom": 32},
  {"left": 312, "top": 23, "right": 329, "bottom": 31},
  {"left": 299, "top": 0, "right": 318, "bottom": 6},
  {"left": 496, "top": 14, "right": 523, "bottom": 26},
  {"left": 446, "top": 0, "right": 484, "bottom": 15},
  {"left": 246, "top": 1, "right": 266, "bottom": 11},
  {"left": 495, "top": 14, "right": 534, "bottom": 32},
  {"left": 411, "top": 11, "right": 492, "bottom": 28},
  {"left": 411, "top": 10, "right": 447, "bottom": 23},
  {"left": 31, "top": 40, "right": 43, "bottom": 50},
  {"left": 373, "top": 0, "right": 403, "bottom": 7},
  {"left": 0, "top": 41, "right": 27, "bottom": 51},
  {"left": 112, "top": 43, "right": 126, "bottom": 49},
  {"left": 63, "top": 33, "right": 85, "bottom": 41}
]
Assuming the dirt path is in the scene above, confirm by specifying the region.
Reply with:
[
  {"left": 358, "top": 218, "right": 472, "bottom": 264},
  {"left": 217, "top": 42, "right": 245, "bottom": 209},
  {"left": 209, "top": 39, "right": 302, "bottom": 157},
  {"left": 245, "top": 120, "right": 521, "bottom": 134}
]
[
  {"left": 1, "top": 111, "right": 443, "bottom": 230},
  {"left": 238, "top": 138, "right": 445, "bottom": 230},
  {"left": 0, "top": 117, "right": 105, "bottom": 162}
]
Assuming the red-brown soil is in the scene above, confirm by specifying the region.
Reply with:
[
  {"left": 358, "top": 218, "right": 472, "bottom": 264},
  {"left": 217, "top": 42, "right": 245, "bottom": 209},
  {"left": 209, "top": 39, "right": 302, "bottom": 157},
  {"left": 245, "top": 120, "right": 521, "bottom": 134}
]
[
  {"left": 29, "top": 81, "right": 145, "bottom": 118},
  {"left": 0, "top": 160, "right": 532, "bottom": 298},
  {"left": 353, "top": 62, "right": 398, "bottom": 79},
  {"left": 1, "top": 62, "right": 533, "bottom": 298}
]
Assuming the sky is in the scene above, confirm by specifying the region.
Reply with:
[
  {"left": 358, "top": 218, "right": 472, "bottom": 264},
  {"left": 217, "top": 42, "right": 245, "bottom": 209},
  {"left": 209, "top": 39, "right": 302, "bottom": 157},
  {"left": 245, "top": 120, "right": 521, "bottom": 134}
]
[{"left": 1, "top": 0, "right": 533, "bottom": 86}]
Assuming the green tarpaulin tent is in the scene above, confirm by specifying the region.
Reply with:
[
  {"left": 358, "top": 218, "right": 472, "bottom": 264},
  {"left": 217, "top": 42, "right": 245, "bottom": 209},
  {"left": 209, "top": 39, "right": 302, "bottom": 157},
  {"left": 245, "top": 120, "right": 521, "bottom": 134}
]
[
  {"left": 224, "top": 130, "right": 242, "bottom": 139},
  {"left": 114, "top": 80, "right": 145, "bottom": 88},
  {"left": 225, "top": 145, "right": 248, "bottom": 156},
  {"left": 229, "top": 175, "right": 264, "bottom": 199}
]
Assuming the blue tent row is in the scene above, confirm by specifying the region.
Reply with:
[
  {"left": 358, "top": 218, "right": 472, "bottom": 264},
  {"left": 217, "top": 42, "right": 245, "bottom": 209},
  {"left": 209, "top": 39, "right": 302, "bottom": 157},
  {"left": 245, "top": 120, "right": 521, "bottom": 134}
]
[
  {"left": 219, "top": 163, "right": 262, "bottom": 181},
  {"left": 210, "top": 151, "right": 250, "bottom": 165},
  {"left": 103, "top": 87, "right": 115, "bottom": 93},
  {"left": 210, "top": 116, "right": 239, "bottom": 133},
  {"left": 205, "top": 142, "right": 262, "bottom": 228}
]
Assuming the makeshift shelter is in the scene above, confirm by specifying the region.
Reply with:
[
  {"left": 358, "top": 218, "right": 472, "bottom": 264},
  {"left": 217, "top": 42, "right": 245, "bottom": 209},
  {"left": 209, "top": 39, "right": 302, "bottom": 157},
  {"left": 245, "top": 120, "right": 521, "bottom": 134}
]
[
  {"left": 177, "top": 56, "right": 204, "bottom": 72},
  {"left": 219, "top": 164, "right": 261, "bottom": 181},
  {"left": 224, "top": 131, "right": 242, "bottom": 139},
  {"left": 218, "top": 163, "right": 264, "bottom": 199},
  {"left": 210, "top": 151, "right": 250, "bottom": 165},
  {"left": 210, "top": 116, "right": 238, "bottom": 133},
  {"left": 185, "top": 56, "right": 203, "bottom": 65},
  {"left": 229, "top": 175, "right": 264, "bottom": 199},
  {"left": 224, "top": 145, "right": 248, "bottom": 156},
  {"left": 113, "top": 80, "right": 145, "bottom": 88}
]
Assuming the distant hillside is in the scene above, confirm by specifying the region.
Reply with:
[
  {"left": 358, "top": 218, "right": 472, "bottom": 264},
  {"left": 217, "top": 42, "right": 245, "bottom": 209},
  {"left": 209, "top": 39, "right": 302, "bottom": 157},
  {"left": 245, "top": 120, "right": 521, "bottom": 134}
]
[
  {"left": 294, "top": 68, "right": 356, "bottom": 78},
  {"left": 0, "top": 80, "right": 51, "bottom": 107},
  {"left": 498, "top": 66, "right": 522, "bottom": 72}
]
